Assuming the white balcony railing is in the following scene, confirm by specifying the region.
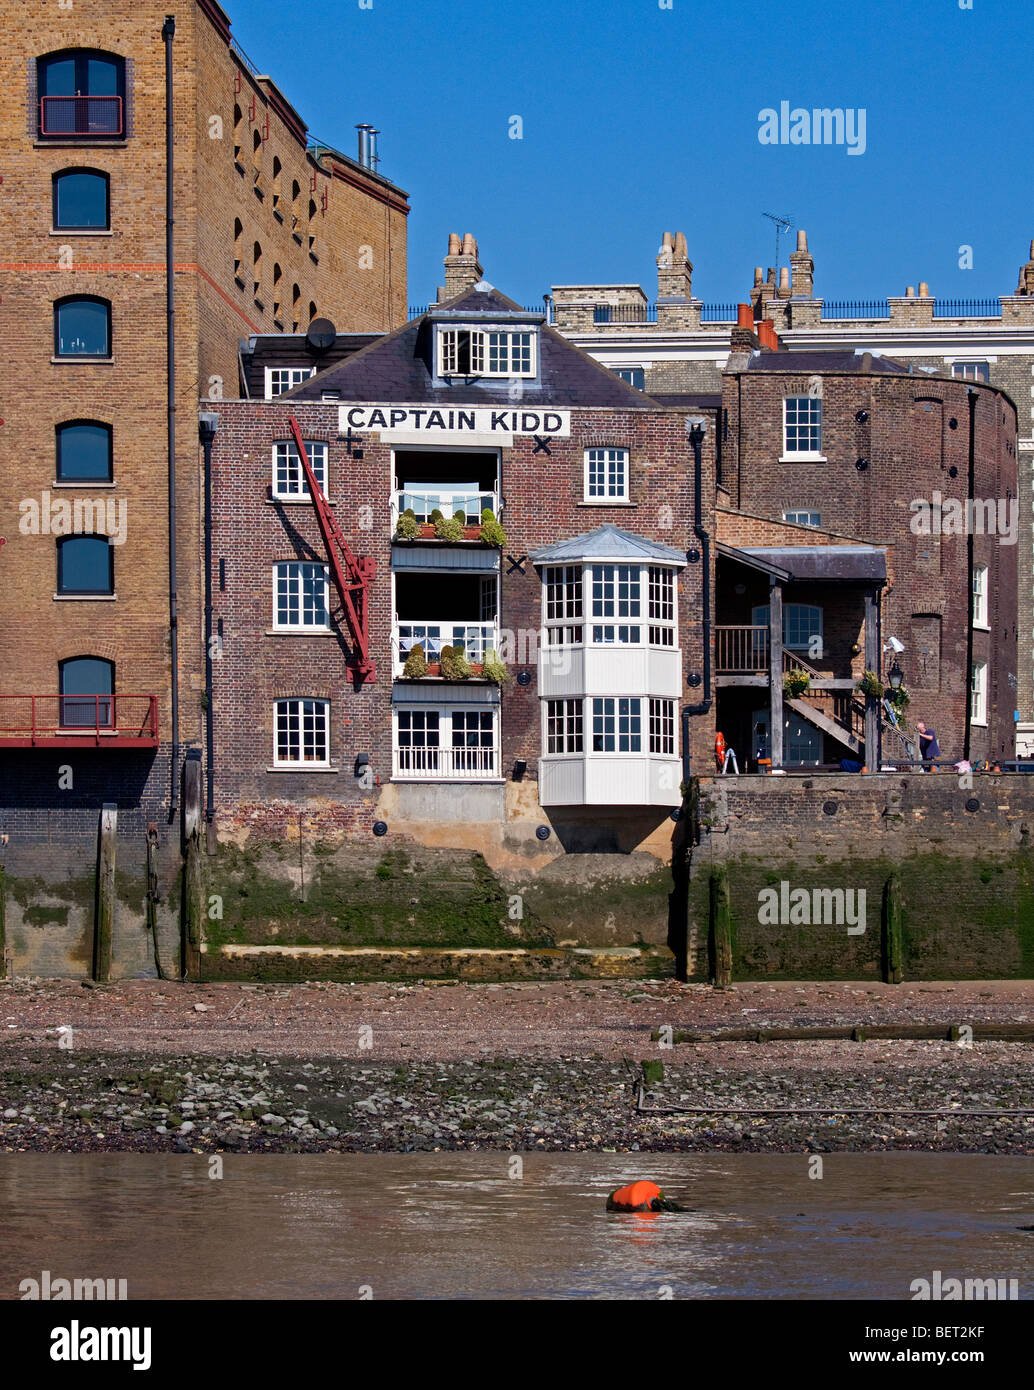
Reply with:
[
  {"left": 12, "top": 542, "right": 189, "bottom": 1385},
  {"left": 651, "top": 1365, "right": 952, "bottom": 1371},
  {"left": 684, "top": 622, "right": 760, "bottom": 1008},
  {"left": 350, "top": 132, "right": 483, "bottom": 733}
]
[
  {"left": 395, "top": 622, "right": 498, "bottom": 675},
  {"left": 392, "top": 489, "right": 499, "bottom": 526},
  {"left": 393, "top": 744, "right": 500, "bottom": 779}
]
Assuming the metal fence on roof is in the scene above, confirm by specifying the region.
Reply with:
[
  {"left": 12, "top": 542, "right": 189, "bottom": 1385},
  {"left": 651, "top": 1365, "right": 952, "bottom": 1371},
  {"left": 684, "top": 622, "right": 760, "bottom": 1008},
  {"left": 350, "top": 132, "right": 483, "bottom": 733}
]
[
  {"left": 821, "top": 300, "right": 892, "bottom": 320},
  {"left": 932, "top": 298, "right": 1003, "bottom": 318}
]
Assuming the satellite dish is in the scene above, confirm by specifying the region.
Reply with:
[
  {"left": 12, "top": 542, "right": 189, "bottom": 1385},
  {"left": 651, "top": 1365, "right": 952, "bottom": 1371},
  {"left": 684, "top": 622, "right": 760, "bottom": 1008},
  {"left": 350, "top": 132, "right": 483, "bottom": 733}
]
[{"left": 306, "top": 318, "right": 337, "bottom": 354}]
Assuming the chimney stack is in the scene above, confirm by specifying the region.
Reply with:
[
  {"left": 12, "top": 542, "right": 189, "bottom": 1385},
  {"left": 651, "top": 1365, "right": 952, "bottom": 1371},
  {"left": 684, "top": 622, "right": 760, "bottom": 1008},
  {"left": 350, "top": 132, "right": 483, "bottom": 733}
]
[
  {"left": 777, "top": 266, "right": 791, "bottom": 298},
  {"left": 656, "top": 230, "right": 693, "bottom": 300},
  {"left": 1016, "top": 237, "right": 1034, "bottom": 295},
  {"left": 789, "top": 228, "right": 814, "bottom": 297},
  {"left": 440, "top": 232, "right": 483, "bottom": 301}
]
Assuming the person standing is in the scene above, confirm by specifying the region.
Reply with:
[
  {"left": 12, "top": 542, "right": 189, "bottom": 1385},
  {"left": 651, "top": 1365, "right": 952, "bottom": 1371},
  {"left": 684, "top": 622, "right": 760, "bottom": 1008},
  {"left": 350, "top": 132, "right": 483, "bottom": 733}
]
[{"left": 915, "top": 721, "right": 942, "bottom": 768}]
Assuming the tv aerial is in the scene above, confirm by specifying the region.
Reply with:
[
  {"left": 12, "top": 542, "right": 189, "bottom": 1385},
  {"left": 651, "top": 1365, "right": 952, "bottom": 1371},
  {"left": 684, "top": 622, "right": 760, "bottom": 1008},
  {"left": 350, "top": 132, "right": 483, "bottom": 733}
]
[{"left": 762, "top": 212, "right": 794, "bottom": 272}]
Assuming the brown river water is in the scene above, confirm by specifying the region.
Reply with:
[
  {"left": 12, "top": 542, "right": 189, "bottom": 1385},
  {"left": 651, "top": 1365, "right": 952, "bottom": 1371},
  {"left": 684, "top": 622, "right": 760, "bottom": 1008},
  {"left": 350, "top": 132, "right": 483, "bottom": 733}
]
[{"left": 1, "top": 1153, "right": 1032, "bottom": 1300}]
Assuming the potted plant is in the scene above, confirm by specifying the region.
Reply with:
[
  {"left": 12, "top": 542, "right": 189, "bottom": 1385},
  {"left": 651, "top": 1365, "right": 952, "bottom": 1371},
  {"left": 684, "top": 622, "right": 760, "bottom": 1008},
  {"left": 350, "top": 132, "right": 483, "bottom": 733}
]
[
  {"left": 481, "top": 648, "right": 510, "bottom": 687},
  {"left": 402, "top": 643, "right": 428, "bottom": 679},
  {"left": 434, "top": 513, "right": 464, "bottom": 542},
  {"left": 885, "top": 684, "right": 910, "bottom": 710},
  {"left": 439, "top": 644, "right": 472, "bottom": 681},
  {"left": 857, "top": 669, "right": 885, "bottom": 700},
  {"left": 395, "top": 508, "right": 419, "bottom": 540},
  {"left": 783, "top": 668, "right": 810, "bottom": 698},
  {"left": 479, "top": 507, "right": 507, "bottom": 547}
]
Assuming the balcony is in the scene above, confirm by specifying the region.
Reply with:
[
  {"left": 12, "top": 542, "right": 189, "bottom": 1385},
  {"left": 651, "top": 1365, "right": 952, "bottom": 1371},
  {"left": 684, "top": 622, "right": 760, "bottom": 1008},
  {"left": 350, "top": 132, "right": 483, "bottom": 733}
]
[
  {"left": 395, "top": 623, "right": 498, "bottom": 678},
  {"left": 392, "top": 489, "right": 500, "bottom": 540},
  {"left": 40, "top": 96, "right": 124, "bottom": 138},
  {"left": 715, "top": 625, "right": 770, "bottom": 675},
  {"left": 392, "top": 742, "right": 500, "bottom": 780},
  {"left": 0, "top": 695, "right": 159, "bottom": 748}
]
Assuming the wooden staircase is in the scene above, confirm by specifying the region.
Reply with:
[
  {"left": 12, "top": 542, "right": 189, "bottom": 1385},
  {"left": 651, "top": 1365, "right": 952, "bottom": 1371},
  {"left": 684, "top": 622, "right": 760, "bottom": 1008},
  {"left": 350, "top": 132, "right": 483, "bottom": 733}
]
[{"left": 782, "top": 648, "right": 918, "bottom": 763}]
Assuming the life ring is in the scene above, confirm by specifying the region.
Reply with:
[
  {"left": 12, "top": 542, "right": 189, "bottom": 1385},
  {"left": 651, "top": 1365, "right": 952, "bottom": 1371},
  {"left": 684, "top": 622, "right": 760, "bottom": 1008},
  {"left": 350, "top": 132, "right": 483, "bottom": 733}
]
[
  {"left": 715, "top": 731, "right": 726, "bottom": 771},
  {"left": 607, "top": 1180, "right": 684, "bottom": 1212}
]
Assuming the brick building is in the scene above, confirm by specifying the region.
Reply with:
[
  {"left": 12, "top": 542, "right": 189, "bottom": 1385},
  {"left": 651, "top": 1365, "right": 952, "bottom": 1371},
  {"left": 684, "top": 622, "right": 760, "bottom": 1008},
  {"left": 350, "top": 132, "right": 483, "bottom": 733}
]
[
  {"left": 205, "top": 236, "right": 716, "bottom": 858},
  {"left": 551, "top": 229, "right": 1034, "bottom": 750},
  {"left": 0, "top": 0, "right": 408, "bottom": 841}
]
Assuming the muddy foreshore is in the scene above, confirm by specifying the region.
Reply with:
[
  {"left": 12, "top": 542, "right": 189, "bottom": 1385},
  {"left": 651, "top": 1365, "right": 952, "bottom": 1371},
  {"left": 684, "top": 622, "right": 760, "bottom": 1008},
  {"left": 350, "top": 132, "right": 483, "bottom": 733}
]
[{"left": 2, "top": 1046, "right": 1033, "bottom": 1155}]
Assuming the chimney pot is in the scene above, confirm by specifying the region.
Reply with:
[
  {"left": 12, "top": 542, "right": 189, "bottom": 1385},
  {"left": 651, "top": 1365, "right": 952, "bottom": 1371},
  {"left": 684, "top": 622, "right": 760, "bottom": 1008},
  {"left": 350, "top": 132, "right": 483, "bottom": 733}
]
[
  {"left": 737, "top": 303, "right": 754, "bottom": 328},
  {"left": 753, "top": 267, "right": 763, "bottom": 286},
  {"left": 918, "top": 280, "right": 930, "bottom": 297},
  {"left": 906, "top": 285, "right": 915, "bottom": 298},
  {"left": 796, "top": 230, "right": 808, "bottom": 251},
  {"left": 779, "top": 267, "right": 790, "bottom": 290},
  {"left": 448, "top": 233, "right": 461, "bottom": 256}
]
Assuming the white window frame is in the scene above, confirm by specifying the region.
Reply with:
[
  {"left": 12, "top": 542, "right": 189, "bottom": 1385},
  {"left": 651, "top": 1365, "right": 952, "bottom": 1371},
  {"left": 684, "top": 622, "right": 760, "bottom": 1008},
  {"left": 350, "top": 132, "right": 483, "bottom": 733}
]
[
  {"left": 540, "top": 696, "right": 679, "bottom": 761},
  {"left": 273, "top": 561, "right": 330, "bottom": 631},
  {"left": 972, "top": 564, "right": 989, "bottom": 629},
  {"left": 648, "top": 698, "right": 676, "bottom": 755},
  {"left": 264, "top": 365, "right": 316, "bottom": 399},
  {"left": 753, "top": 602, "right": 823, "bottom": 654},
  {"left": 951, "top": 361, "right": 990, "bottom": 383},
  {"left": 546, "top": 698, "right": 583, "bottom": 754},
  {"left": 970, "top": 662, "right": 988, "bottom": 727},
  {"left": 591, "top": 696, "right": 643, "bottom": 754},
  {"left": 783, "top": 509, "right": 822, "bottom": 527},
  {"left": 272, "top": 439, "right": 328, "bottom": 500},
  {"left": 437, "top": 326, "right": 536, "bottom": 379},
  {"left": 543, "top": 562, "right": 679, "bottom": 648},
  {"left": 584, "top": 447, "right": 629, "bottom": 502},
  {"left": 273, "top": 698, "right": 331, "bottom": 767},
  {"left": 393, "top": 706, "right": 500, "bottom": 780},
  {"left": 781, "top": 396, "right": 825, "bottom": 460},
  {"left": 543, "top": 565, "right": 584, "bottom": 646}
]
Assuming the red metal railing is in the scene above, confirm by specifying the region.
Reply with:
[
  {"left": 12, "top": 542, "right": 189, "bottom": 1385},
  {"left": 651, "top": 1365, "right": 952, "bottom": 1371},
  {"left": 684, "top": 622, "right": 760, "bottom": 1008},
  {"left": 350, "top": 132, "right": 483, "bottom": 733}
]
[
  {"left": 40, "top": 95, "right": 124, "bottom": 137},
  {"left": 0, "top": 695, "right": 158, "bottom": 748}
]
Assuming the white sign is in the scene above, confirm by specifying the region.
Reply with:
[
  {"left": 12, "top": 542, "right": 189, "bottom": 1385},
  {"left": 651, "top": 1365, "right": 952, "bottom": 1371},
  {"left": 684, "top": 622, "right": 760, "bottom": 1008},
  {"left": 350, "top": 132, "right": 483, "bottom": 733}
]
[{"left": 339, "top": 404, "right": 571, "bottom": 438}]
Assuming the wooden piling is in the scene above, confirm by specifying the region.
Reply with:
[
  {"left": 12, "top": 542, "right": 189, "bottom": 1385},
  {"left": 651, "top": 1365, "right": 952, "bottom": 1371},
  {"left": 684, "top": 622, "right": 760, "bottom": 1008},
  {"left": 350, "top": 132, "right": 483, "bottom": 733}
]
[
  {"left": 881, "top": 872, "right": 904, "bottom": 984},
  {"left": 94, "top": 804, "right": 117, "bottom": 982},
  {"left": 709, "top": 867, "right": 733, "bottom": 987}
]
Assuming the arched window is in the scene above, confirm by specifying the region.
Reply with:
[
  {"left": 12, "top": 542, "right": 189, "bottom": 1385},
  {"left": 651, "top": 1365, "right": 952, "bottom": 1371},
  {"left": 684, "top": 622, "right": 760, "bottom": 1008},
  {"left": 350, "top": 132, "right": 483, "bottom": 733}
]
[
  {"left": 252, "top": 128, "right": 263, "bottom": 187},
  {"left": 291, "top": 180, "right": 301, "bottom": 228},
  {"left": 52, "top": 168, "right": 110, "bottom": 231},
  {"left": 59, "top": 656, "right": 114, "bottom": 729},
  {"left": 58, "top": 536, "right": 114, "bottom": 595},
  {"left": 56, "top": 421, "right": 112, "bottom": 482},
  {"left": 54, "top": 296, "right": 110, "bottom": 357},
  {"left": 233, "top": 104, "right": 243, "bottom": 163},
  {"left": 272, "top": 156, "right": 282, "bottom": 211},
  {"left": 308, "top": 301, "right": 317, "bottom": 326},
  {"left": 253, "top": 241, "right": 262, "bottom": 298},
  {"left": 292, "top": 283, "right": 301, "bottom": 332},
  {"left": 233, "top": 219, "right": 243, "bottom": 278},
  {"left": 308, "top": 198, "right": 317, "bottom": 253},
  {"left": 38, "top": 50, "right": 125, "bottom": 137},
  {"left": 272, "top": 263, "right": 283, "bottom": 322}
]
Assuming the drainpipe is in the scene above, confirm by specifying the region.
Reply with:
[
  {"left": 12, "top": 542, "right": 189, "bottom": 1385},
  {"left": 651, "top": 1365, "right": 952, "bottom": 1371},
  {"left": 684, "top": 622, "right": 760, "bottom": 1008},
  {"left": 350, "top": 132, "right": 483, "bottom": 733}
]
[
  {"left": 963, "top": 386, "right": 978, "bottom": 762},
  {"left": 163, "top": 14, "right": 179, "bottom": 817},
  {"left": 199, "top": 414, "right": 219, "bottom": 826},
  {"left": 681, "top": 417, "right": 712, "bottom": 783}
]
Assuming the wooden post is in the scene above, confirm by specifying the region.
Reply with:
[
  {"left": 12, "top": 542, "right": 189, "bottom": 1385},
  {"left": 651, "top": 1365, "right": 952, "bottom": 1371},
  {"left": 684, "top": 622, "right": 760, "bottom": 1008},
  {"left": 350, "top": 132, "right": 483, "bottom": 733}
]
[
  {"left": 768, "top": 577, "right": 784, "bottom": 770},
  {"left": 182, "top": 753, "right": 204, "bottom": 980},
  {"left": 667, "top": 778, "right": 697, "bottom": 982},
  {"left": 881, "top": 873, "right": 904, "bottom": 984},
  {"left": 709, "top": 867, "right": 733, "bottom": 986},
  {"left": 0, "top": 863, "right": 8, "bottom": 979},
  {"left": 864, "top": 588, "right": 881, "bottom": 771},
  {"left": 94, "top": 804, "right": 117, "bottom": 982}
]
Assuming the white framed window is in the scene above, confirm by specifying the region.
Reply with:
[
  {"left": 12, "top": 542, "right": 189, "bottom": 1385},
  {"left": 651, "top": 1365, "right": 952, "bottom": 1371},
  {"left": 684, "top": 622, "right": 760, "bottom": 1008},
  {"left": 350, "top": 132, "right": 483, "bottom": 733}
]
[
  {"left": 753, "top": 602, "right": 823, "bottom": 654},
  {"left": 274, "top": 698, "right": 330, "bottom": 766},
  {"left": 394, "top": 707, "right": 498, "bottom": 778},
  {"left": 592, "top": 697, "right": 642, "bottom": 753},
  {"left": 438, "top": 327, "right": 536, "bottom": 378},
  {"left": 972, "top": 564, "right": 989, "bottom": 628},
  {"left": 783, "top": 396, "right": 823, "bottom": 457},
  {"left": 273, "top": 439, "right": 328, "bottom": 499},
  {"left": 783, "top": 509, "right": 821, "bottom": 527},
  {"left": 585, "top": 447, "right": 629, "bottom": 502},
  {"left": 546, "top": 699, "right": 583, "bottom": 753},
  {"left": 648, "top": 566, "right": 676, "bottom": 646},
  {"left": 970, "top": 662, "right": 987, "bottom": 726},
  {"left": 592, "top": 564, "right": 641, "bottom": 643},
  {"left": 274, "top": 561, "right": 329, "bottom": 630},
  {"left": 952, "top": 361, "right": 990, "bottom": 383},
  {"left": 649, "top": 698, "right": 675, "bottom": 756},
  {"left": 265, "top": 366, "right": 316, "bottom": 399},
  {"left": 544, "top": 565, "right": 583, "bottom": 645}
]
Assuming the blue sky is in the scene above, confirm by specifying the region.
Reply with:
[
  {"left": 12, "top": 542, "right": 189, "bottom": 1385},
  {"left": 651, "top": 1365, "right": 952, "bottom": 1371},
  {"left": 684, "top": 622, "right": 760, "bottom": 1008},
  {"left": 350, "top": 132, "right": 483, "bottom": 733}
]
[{"left": 230, "top": 0, "right": 1029, "bottom": 309}]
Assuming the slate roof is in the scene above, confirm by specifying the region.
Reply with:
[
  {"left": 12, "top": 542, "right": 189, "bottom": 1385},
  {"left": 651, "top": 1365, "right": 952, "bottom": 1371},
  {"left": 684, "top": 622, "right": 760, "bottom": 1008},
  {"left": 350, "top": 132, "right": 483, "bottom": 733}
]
[
  {"left": 742, "top": 350, "right": 911, "bottom": 375},
  {"left": 286, "top": 284, "right": 663, "bottom": 408},
  {"left": 531, "top": 524, "right": 687, "bottom": 566},
  {"left": 737, "top": 544, "right": 887, "bottom": 582}
]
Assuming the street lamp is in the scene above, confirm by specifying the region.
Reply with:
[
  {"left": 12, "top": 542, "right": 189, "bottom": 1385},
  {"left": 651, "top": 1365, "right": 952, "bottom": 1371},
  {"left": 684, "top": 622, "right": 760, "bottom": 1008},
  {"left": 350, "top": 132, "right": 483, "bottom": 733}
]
[{"left": 888, "top": 660, "right": 904, "bottom": 691}]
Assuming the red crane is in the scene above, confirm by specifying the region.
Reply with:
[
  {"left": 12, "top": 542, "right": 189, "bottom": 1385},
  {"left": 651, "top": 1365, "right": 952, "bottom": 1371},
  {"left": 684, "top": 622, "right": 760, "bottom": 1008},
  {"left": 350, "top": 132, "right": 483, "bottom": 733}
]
[{"left": 287, "top": 414, "right": 376, "bottom": 684}]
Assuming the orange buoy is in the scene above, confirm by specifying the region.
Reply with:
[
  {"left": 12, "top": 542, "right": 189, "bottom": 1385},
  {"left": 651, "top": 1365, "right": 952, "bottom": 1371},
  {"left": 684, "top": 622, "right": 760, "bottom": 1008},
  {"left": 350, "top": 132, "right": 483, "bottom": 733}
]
[
  {"left": 715, "top": 731, "right": 726, "bottom": 773},
  {"left": 607, "top": 1180, "right": 684, "bottom": 1212}
]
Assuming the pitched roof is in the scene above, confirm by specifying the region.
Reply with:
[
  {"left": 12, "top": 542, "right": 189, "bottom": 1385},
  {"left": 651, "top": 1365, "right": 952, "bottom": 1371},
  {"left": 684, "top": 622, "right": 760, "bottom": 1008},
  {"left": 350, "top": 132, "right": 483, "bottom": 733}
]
[
  {"left": 736, "top": 544, "right": 887, "bottom": 582},
  {"left": 286, "top": 283, "right": 663, "bottom": 408},
  {"left": 741, "top": 350, "right": 910, "bottom": 375},
  {"left": 531, "top": 524, "right": 687, "bottom": 565}
]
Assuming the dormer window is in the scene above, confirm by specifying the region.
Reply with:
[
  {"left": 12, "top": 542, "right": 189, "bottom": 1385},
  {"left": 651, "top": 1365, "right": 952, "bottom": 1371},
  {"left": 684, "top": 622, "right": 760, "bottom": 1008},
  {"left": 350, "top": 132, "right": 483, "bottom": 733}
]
[{"left": 438, "top": 327, "right": 536, "bottom": 378}]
